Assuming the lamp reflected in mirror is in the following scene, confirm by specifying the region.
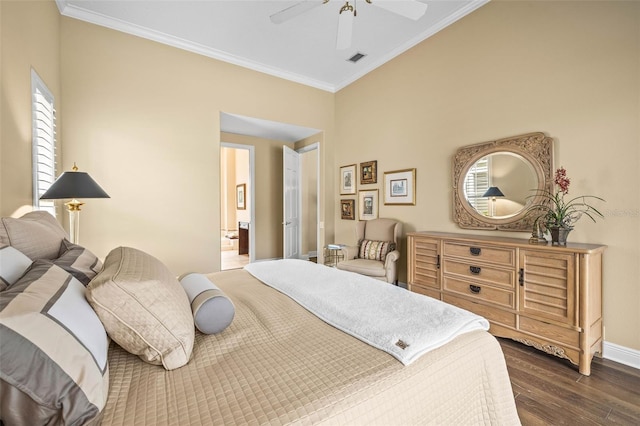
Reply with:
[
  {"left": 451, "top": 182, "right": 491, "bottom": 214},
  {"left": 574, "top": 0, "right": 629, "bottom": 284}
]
[{"left": 482, "top": 186, "right": 504, "bottom": 217}]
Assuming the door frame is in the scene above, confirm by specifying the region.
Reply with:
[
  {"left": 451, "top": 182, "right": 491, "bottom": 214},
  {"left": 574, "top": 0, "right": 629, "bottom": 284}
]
[
  {"left": 221, "top": 142, "right": 255, "bottom": 263},
  {"left": 296, "top": 142, "right": 320, "bottom": 260}
]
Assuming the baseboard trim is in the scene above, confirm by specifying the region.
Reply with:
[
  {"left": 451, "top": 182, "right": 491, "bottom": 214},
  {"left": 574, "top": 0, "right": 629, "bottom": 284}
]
[{"left": 603, "top": 341, "right": 640, "bottom": 370}]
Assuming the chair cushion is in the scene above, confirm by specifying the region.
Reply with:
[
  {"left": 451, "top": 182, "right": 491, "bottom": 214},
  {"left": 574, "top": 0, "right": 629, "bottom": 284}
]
[
  {"left": 86, "top": 246, "right": 194, "bottom": 370},
  {"left": 359, "top": 239, "right": 394, "bottom": 261},
  {"left": 337, "top": 258, "right": 387, "bottom": 277}
]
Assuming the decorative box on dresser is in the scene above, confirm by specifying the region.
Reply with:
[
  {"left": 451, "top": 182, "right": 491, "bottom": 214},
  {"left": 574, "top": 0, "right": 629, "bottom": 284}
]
[{"left": 407, "top": 231, "right": 606, "bottom": 376}]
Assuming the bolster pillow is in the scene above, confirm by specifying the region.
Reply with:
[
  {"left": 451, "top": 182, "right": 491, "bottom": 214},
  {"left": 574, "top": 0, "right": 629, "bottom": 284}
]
[{"left": 179, "top": 273, "right": 235, "bottom": 334}]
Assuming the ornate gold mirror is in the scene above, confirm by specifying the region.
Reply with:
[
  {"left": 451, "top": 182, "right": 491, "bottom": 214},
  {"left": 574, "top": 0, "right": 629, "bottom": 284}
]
[{"left": 452, "top": 132, "right": 554, "bottom": 231}]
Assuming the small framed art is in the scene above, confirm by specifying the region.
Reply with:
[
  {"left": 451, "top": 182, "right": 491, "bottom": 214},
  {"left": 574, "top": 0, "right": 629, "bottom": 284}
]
[
  {"left": 236, "top": 183, "right": 246, "bottom": 210},
  {"left": 384, "top": 168, "right": 416, "bottom": 205},
  {"left": 340, "top": 199, "right": 355, "bottom": 220},
  {"left": 340, "top": 164, "right": 357, "bottom": 195},
  {"left": 358, "top": 189, "right": 378, "bottom": 220},
  {"left": 360, "top": 160, "right": 377, "bottom": 185}
]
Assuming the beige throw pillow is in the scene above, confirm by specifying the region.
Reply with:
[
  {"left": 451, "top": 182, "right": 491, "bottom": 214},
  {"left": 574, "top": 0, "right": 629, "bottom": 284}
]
[
  {"left": 0, "top": 211, "right": 68, "bottom": 260},
  {"left": 86, "top": 246, "right": 194, "bottom": 370}
]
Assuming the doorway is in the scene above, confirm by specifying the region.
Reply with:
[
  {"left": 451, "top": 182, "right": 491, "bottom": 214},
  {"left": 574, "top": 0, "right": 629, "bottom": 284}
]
[{"left": 220, "top": 143, "right": 254, "bottom": 270}]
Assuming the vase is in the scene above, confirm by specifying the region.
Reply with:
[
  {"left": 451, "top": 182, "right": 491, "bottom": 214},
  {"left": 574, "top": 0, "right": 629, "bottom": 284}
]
[{"left": 549, "top": 226, "right": 572, "bottom": 245}]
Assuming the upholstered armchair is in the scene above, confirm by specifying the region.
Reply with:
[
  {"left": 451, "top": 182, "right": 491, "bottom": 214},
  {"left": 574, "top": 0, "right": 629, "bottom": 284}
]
[{"left": 336, "top": 218, "right": 402, "bottom": 284}]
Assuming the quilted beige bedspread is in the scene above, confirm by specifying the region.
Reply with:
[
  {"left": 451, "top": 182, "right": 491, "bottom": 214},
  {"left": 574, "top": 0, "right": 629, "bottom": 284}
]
[{"left": 101, "top": 269, "right": 520, "bottom": 425}]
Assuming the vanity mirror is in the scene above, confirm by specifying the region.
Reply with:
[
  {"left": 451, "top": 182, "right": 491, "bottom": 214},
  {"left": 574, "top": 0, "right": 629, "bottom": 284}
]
[{"left": 452, "top": 132, "right": 554, "bottom": 231}]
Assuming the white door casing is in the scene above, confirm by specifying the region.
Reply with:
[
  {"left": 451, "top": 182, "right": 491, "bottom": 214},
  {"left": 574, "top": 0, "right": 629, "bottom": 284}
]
[{"left": 283, "top": 145, "right": 301, "bottom": 259}]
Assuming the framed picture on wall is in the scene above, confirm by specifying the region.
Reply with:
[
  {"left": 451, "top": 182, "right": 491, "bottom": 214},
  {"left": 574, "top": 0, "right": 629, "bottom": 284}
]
[
  {"left": 340, "top": 199, "right": 355, "bottom": 220},
  {"left": 358, "top": 189, "right": 378, "bottom": 220},
  {"left": 360, "top": 160, "right": 377, "bottom": 185},
  {"left": 384, "top": 168, "right": 416, "bottom": 205},
  {"left": 340, "top": 164, "right": 357, "bottom": 195},
  {"left": 236, "top": 183, "right": 246, "bottom": 210}
]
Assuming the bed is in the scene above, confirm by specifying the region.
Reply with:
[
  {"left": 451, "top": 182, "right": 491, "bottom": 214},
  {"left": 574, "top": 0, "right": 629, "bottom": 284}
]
[{"left": 0, "top": 212, "right": 520, "bottom": 425}]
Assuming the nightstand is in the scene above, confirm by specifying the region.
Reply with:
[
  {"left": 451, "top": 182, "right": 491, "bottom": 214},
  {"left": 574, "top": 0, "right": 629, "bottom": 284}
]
[{"left": 324, "top": 244, "right": 345, "bottom": 267}]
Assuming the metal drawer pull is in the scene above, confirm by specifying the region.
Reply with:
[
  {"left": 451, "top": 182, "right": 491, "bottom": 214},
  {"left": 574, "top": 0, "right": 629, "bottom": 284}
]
[
  {"left": 469, "top": 266, "right": 481, "bottom": 275},
  {"left": 470, "top": 247, "right": 481, "bottom": 256},
  {"left": 469, "top": 285, "right": 481, "bottom": 294},
  {"left": 519, "top": 268, "right": 525, "bottom": 286},
  {"left": 436, "top": 254, "right": 441, "bottom": 269}
]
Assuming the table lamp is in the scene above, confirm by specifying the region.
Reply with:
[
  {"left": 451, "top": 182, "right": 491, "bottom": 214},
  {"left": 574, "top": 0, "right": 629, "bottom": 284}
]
[{"left": 40, "top": 163, "right": 109, "bottom": 244}]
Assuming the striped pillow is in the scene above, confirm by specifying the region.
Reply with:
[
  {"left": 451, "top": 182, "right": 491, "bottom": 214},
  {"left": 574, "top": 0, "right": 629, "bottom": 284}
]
[
  {"left": 0, "top": 260, "right": 109, "bottom": 425},
  {"left": 359, "top": 240, "right": 394, "bottom": 261},
  {"left": 54, "top": 239, "right": 103, "bottom": 285}
]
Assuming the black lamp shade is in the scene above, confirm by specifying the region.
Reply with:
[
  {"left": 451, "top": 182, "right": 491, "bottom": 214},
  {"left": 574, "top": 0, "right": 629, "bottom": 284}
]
[
  {"left": 40, "top": 171, "right": 110, "bottom": 200},
  {"left": 482, "top": 186, "right": 504, "bottom": 198}
]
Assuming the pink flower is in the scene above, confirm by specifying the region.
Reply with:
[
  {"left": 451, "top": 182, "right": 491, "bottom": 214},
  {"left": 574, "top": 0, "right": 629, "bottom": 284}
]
[{"left": 555, "top": 167, "right": 571, "bottom": 195}]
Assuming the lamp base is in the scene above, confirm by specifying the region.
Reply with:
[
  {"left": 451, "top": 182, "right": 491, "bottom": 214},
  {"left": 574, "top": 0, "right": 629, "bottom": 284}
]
[{"left": 65, "top": 199, "right": 84, "bottom": 244}]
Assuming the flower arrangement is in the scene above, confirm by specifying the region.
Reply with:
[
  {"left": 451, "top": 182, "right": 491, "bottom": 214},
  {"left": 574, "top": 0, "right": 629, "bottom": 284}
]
[{"left": 528, "top": 167, "right": 605, "bottom": 232}]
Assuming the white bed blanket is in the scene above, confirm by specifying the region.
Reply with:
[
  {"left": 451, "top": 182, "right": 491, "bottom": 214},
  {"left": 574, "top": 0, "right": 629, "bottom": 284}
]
[{"left": 244, "top": 259, "right": 489, "bottom": 365}]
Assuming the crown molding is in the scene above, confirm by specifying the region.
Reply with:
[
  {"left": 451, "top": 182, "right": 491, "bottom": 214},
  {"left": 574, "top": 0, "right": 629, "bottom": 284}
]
[
  {"left": 55, "top": 0, "right": 337, "bottom": 93},
  {"left": 55, "top": 0, "right": 488, "bottom": 94}
]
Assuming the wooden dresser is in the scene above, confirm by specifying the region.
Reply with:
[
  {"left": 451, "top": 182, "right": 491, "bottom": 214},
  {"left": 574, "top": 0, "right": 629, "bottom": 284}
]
[{"left": 407, "top": 231, "right": 606, "bottom": 375}]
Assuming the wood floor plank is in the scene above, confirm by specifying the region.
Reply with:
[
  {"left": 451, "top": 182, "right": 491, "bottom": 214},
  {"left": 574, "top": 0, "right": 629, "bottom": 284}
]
[{"left": 498, "top": 338, "right": 640, "bottom": 426}]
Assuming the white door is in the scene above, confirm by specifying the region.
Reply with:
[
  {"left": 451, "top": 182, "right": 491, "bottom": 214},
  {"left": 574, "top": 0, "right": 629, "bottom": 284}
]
[{"left": 283, "top": 146, "right": 301, "bottom": 259}]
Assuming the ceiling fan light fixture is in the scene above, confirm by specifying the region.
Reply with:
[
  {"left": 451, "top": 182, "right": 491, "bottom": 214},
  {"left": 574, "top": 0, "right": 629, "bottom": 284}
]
[{"left": 336, "top": 2, "right": 354, "bottom": 50}]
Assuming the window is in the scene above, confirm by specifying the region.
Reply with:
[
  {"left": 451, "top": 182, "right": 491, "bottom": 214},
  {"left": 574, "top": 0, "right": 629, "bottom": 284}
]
[
  {"left": 464, "top": 156, "right": 490, "bottom": 216},
  {"left": 31, "top": 69, "right": 57, "bottom": 216}
]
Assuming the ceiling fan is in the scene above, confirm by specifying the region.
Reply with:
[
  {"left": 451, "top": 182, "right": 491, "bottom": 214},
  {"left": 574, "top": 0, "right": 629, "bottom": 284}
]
[{"left": 270, "top": 0, "right": 429, "bottom": 50}]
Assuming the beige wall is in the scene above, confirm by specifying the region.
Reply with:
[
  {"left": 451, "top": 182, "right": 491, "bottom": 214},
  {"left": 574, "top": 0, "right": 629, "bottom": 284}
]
[
  {"left": 220, "top": 146, "right": 250, "bottom": 230},
  {"left": 54, "top": 17, "right": 335, "bottom": 274},
  {"left": 334, "top": 1, "right": 640, "bottom": 351},
  {"left": 1, "top": 0, "right": 60, "bottom": 217}
]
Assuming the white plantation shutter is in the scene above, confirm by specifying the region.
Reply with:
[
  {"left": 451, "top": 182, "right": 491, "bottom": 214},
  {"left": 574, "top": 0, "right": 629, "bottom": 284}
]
[
  {"left": 31, "top": 70, "right": 57, "bottom": 216},
  {"left": 464, "top": 156, "right": 490, "bottom": 216}
]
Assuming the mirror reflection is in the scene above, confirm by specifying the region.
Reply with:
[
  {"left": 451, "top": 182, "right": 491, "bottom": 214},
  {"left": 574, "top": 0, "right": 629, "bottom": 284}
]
[{"left": 463, "top": 153, "right": 537, "bottom": 218}]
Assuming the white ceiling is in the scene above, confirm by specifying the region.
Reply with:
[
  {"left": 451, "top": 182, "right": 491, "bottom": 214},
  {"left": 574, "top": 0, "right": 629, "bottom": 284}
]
[
  {"left": 55, "top": 0, "right": 487, "bottom": 140},
  {"left": 55, "top": 0, "right": 488, "bottom": 93}
]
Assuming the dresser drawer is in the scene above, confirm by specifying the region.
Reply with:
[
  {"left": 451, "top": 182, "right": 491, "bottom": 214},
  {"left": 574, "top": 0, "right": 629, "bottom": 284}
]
[
  {"left": 443, "top": 294, "right": 516, "bottom": 328},
  {"left": 443, "top": 276, "right": 515, "bottom": 309},
  {"left": 442, "top": 258, "right": 514, "bottom": 289},
  {"left": 519, "top": 316, "right": 580, "bottom": 348},
  {"left": 443, "top": 241, "right": 515, "bottom": 267}
]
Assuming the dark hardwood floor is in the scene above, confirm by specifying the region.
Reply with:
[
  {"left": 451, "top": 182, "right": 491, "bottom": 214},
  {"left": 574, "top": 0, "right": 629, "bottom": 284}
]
[{"left": 498, "top": 338, "right": 640, "bottom": 425}]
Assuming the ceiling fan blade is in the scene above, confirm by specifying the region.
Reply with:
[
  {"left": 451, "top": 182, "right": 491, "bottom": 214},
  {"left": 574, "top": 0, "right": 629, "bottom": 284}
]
[
  {"left": 371, "top": 1, "right": 428, "bottom": 21},
  {"left": 270, "top": 0, "right": 325, "bottom": 25},
  {"left": 336, "top": 7, "right": 354, "bottom": 50}
]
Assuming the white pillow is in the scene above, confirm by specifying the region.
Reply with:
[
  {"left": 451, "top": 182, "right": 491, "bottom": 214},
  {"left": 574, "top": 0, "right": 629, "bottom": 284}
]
[
  {"left": 0, "top": 245, "right": 32, "bottom": 290},
  {"left": 180, "top": 273, "right": 235, "bottom": 334}
]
